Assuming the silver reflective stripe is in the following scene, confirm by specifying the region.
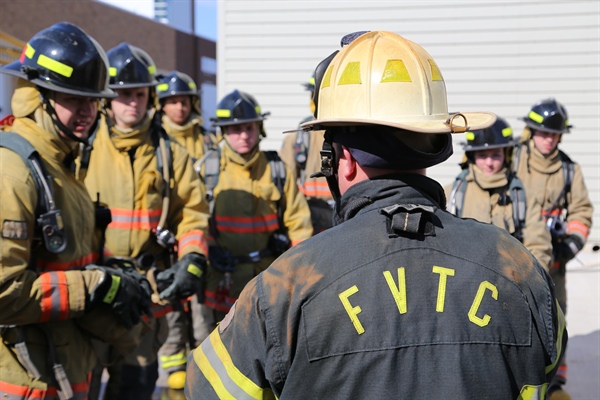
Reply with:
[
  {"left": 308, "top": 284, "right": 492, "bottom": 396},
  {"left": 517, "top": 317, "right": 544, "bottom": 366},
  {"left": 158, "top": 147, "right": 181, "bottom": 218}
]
[{"left": 200, "top": 336, "right": 257, "bottom": 400}]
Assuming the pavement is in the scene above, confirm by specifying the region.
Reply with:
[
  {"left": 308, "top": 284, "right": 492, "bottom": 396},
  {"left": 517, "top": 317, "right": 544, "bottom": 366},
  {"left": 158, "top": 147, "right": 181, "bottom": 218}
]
[
  {"left": 148, "top": 248, "right": 600, "bottom": 399},
  {"left": 560, "top": 246, "right": 600, "bottom": 399}
]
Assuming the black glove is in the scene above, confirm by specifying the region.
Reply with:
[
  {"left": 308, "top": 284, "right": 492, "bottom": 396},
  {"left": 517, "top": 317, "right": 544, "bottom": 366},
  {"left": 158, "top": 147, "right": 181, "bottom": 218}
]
[
  {"left": 87, "top": 264, "right": 152, "bottom": 329},
  {"left": 156, "top": 253, "right": 207, "bottom": 301},
  {"left": 555, "top": 234, "right": 584, "bottom": 265}
]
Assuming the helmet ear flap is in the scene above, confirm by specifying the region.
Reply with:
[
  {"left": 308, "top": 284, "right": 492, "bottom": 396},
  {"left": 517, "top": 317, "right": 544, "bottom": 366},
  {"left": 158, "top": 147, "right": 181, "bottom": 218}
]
[{"left": 312, "top": 50, "right": 338, "bottom": 119}]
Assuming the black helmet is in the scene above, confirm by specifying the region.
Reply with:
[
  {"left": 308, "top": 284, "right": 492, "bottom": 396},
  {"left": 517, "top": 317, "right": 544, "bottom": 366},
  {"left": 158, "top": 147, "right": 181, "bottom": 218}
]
[
  {"left": 0, "top": 22, "right": 115, "bottom": 98},
  {"left": 107, "top": 42, "right": 158, "bottom": 89},
  {"left": 157, "top": 71, "right": 199, "bottom": 100},
  {"left": 522, "top": 98, "right": 571, "bottom": 134},
  {"left": 302, "top": 74, "right": 315, "bottom": 92},
  {"left": 463, "top": 116, "right": 515, "bottom": 152},
  {"left": 211, "top": 89, "right": 269, "bottom": 127}
]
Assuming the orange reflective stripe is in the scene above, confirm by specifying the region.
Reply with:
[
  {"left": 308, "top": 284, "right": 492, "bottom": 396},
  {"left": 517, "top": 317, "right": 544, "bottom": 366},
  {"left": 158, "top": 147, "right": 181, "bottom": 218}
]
[
  {"left": 204, "top": 289, "right": 236, "bottom": 313},
  {"left": 300, "top": 180, "right": 332, "bottom": 197},
  {"left": 214, "top": 213, "right": 278, "bottom": 234},
  {"left": 178, "top": 229, "right": 208, "bottom": 256},
  {"left": 0, "top": 381, "right": 89, "bottom": 399},
  {"left": 36, "top": 252, "right": 98, "bottom": 271},
  {"left": 567, "top": 220, "right": 589, "bottom": 238},
  {"left": 39, "top": 271, "right": 69, "bottom": 322},
  {"left": 542, "top": 209, "right": 562, "bottom": 218},
  {"left": 108, "top": 208, "right": 162, "bottom": 230}
]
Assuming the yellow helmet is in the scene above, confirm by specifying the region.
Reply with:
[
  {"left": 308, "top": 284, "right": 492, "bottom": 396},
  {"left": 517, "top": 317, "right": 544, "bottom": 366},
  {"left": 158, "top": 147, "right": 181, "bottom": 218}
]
[{"left": 302, "top": 31, "right": 495, "bottom": 134}]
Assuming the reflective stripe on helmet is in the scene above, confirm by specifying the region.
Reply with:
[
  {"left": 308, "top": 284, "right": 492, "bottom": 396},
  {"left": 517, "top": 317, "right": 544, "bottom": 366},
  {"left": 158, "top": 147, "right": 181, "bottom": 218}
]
[
  {"left": 37, "top": 54, "right": 73, "bottom": 78},
  {"left": 528, "top": 110, "right": 545, "bottom": 124},
  {"left": 217, "top": 109, "right": 231, "bottom": 118}
]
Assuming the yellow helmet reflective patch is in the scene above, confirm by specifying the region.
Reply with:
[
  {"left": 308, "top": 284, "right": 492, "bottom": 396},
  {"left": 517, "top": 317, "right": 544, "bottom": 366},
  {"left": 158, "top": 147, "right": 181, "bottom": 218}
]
[
  {"left": 502, "top": 127, "right": 513, "bottom": 137},
  {"left": 528, "top": 110, "right": 544, "bottom": 123},
  {"left": 188, "top": 82, "right": 197, "bottom": 90},
  {"left": 148, "top": 65, "right": 156, "bottom": 75},
  {"left": 309, "top": 76, "right": 315, "bottom": 86},
  {"left": 25, "top": 43, "right": 35, "bottom": 60},
  {"left": 338, "top": 61, "right": 361, "bottom": 85},
  {"left": 216, "top": 109, "right": 231, "bottom": 118},
  {"left": 255, "top": 106, "right": 261, "bottom": 114},
  {"left": 428, "top": 59, "right": 443, "bottom": 81},
  {"left": 37, "top": 54, "right": 73, "bottom": 78},
  {"left": 465, "top": 131, "right": 475, "bottom": 141},
  {"left": 380, "top": 60, "right": 411, "bottom": 83},
  {"left": 109, "top": 67, "right": 117, "bottom": 77},
  {"left": 157, "top": 83, "right": 169, "bottom": 93},
  {"left": 321, "top": 64, "right": 334, "bottom": 89}
]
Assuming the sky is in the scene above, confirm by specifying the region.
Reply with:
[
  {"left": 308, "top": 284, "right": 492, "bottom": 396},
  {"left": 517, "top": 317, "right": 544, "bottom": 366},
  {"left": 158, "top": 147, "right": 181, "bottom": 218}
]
[{"left": 96, "top": 0, "right": 217, "bottom": 41}]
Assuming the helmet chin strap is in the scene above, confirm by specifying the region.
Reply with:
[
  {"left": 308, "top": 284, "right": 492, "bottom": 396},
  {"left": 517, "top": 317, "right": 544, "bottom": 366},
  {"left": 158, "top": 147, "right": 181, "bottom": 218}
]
[
  {"left": 41, "top": 91, "right": 92, "bottom": 146},
  {"left": 310, "top": 130, "right": 342, "bottom": 205}
]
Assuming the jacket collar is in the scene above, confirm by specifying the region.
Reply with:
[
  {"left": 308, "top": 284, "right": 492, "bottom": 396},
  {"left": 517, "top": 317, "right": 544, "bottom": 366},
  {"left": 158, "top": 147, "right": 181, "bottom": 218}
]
[{"left": 334, "top": 174, "right": 445, "bottom": 224}]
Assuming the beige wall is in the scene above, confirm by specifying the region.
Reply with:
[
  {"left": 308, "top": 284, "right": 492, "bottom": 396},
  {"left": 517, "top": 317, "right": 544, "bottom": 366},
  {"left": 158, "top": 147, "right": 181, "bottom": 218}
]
[{"left": 218, "top": 0, "right": 599, "bottom": 244}]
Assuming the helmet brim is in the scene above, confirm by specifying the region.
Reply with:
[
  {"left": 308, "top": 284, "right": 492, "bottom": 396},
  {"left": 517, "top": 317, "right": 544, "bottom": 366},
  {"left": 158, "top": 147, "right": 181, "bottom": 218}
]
[
  {"left": 211, "top": 116, "right": 266, "bottom": 127},
  {"left": 301, "top": 111, "right": 496, "bottom": 134},
  {"left": 463, "top": 141, "right": 516, "bottom": 152},
  {"left": 2, "top": 61, "right": 117, "bottom": 99},
  {"left": 521, "top": 118, "right": 571, "bottom": 134}
]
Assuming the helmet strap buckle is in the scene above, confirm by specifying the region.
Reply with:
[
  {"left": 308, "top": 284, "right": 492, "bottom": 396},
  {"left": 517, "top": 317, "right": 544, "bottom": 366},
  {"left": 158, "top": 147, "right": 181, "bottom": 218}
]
[
  {"left": 20, "top": 65, "right": 40, "bottom": 81},
  {"left": 446, "top": 113, "right": 468, "bottom": 133}
]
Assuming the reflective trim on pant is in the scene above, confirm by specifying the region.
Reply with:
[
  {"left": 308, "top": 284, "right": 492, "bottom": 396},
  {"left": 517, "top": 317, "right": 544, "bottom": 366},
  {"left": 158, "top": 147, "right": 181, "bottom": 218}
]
[
  {"left": 0, "top": 380, "right": 88, "bottom": 400},
  {"left": 160, "top": 352, "right": 187, "bottom": 370}
]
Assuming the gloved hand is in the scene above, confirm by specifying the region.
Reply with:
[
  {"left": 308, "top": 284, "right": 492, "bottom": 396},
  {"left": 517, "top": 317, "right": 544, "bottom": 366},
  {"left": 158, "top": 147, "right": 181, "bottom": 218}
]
[
  {"left": 554, "top": 234, "right": 584, "bottom": 265},
  {"left": 86, "top": 264, "right": 152, "bottom": 329},
  {"left": 156, "top": 252, "right": 207, "bottom": 301}
]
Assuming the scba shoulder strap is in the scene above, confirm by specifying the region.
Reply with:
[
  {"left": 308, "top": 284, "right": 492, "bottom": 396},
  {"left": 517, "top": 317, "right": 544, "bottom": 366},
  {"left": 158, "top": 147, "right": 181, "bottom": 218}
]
[
  {"left": 293, "top": 130, "right": 310, "bottom": 183},
  {"left": 447, "top": 167, "right": 527, "bottom": 241},
  {"left": 446, "top": 168, "right": 469, "bottom": 217},
  {"left": 198, "top": 147, "right": 287, "bottom": 225},
  {"left": 0, "top": 131, "right": 67, "bottom": 253}
]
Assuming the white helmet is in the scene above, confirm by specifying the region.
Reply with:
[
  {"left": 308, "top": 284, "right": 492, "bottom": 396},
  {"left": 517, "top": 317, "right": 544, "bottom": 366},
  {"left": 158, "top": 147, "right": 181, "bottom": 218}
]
[{"left": 302, "top": 31, "right": 495, "bottom": 134}]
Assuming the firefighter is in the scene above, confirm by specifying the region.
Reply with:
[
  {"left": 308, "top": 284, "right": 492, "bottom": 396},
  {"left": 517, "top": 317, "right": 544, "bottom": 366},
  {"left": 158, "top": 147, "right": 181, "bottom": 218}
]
[
  {"left": 84, "top": 43, "right": 210, "bottom": 399},
  {"left": 155, "top": 70, "right": 216, "bottom": 391},
  {"left": 0, "top": 22, "right": 152, "bottom": 399},
  {"left": 199, "top": 89, "right": 312, "bottom": 326},
  {"left": 514, "top": 98, "right": 593, "bottom": 400},
  {"left": 445, "top": 116, "right": 553, "bottom": 271},
  {"left": 280, "top": 74, "right": 335, "bottom": 234},
  {"left": 185, "top": 31, "right": 566, "bottom": 399}
]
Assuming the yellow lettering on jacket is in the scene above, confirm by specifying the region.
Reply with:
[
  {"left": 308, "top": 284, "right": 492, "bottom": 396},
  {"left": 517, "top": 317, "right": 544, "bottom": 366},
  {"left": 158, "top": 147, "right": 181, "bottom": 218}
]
[
  {"left": 383, "top": 268, "right": 407, "bottom": 314},
  {"left": 339, "top": 285, "right": 364, "bottom": 335},
  {"left": 432, "top": 266, "right": 455, "bottom": 312},
  {"left": 468, "top": 281, "right": 498, "bottom": 327}
]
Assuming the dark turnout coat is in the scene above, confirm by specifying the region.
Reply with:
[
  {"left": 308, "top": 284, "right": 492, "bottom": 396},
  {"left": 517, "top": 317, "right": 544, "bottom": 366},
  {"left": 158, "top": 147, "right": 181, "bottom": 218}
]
[{"left": 186, "top": 174, "right": 566, "bottom": 400}]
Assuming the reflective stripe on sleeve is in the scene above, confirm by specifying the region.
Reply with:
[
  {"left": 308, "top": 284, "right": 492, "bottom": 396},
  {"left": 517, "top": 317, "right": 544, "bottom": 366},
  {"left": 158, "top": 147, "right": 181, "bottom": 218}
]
[
  {"left": 300, "top": 180, "right": 331, "bottom": 197},
  {"left": 567, "top": 220, "right": 589, "bottom": 238},
  {"left": 193, "top": 329, "right": 266, "bottom": 400},
  {"left": 178, "top": 229, "right": 208, "bottom": 257},
  {"left": 39, "top": 271, "right": 69, "bottom": 322},
  {"left": 545, "top": 299, "right": 566, "bottom": 375}
]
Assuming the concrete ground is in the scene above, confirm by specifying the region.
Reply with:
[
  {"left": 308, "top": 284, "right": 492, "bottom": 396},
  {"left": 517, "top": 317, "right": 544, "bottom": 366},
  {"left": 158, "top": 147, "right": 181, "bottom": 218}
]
[
  {"left": 150, "top": 247, "right": 600, "bottom": 399},
  {"left": 560, "top": 246, "right": 600, "bottom": 399}
]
